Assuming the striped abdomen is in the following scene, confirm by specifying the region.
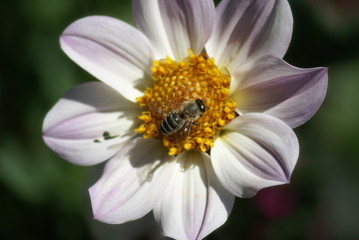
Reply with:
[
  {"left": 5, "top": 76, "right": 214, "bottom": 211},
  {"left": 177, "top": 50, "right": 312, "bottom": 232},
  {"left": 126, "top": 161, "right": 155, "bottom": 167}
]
[{"left": 159, "top": 111, "right": 185, "bottom": 136}]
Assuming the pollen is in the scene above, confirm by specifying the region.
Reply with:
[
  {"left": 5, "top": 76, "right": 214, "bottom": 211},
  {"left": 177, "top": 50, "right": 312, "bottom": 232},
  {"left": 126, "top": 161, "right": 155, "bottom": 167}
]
[{"left": 136, "top": 49, "right": 236, "bottom": 155}]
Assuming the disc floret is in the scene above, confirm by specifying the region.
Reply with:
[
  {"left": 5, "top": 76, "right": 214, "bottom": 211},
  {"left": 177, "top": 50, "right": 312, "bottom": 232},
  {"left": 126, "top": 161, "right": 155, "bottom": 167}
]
[{"left": 136, "top": 50, "right": 236, "bottom": 155}]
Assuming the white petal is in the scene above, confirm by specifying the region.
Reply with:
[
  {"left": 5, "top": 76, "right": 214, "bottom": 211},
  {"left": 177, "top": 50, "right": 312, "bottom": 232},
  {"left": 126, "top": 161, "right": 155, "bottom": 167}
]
[
  {"left": 154, "top": 151, "right": 234, "bottom": 240},
  {"left": 206, "top": 0, "right": 293, "bottom": 71},
  {"left": 89, "top": 138, "right": 175, "bottom": 224},
  {"left": 43, "top": 82, "right": 140, "bottom": 166},
  {"left": 132, "top": 0, "right": 173, "bottom": 59},
  {"left": 232, "top": 55, "right": 328, "bottom": 128},
  {"left": 133, "top": 0, "right": 215, "bottom": 60},
  {"left": 211, "top": 113, "right": 299, "bottom": 198},
  {"left": 60, "top": 16, "right": 154, "bottom": 102},
  {"left": 197, "top": 157, "right": 235, "bottom": 240}
]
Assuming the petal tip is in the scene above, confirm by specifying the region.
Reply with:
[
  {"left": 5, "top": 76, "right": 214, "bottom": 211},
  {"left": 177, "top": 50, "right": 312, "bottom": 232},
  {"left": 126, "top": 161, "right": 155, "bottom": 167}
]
[
  {"left": 89, "top": 187, "right": 107, "bottom": 223},
  {"left": 317, "top": 66, "right": 329, "bottom": 77}
]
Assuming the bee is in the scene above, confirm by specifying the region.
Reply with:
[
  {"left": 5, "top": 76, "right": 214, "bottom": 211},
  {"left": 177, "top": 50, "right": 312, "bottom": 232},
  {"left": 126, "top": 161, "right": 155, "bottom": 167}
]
[{"left": 149, "top": 99, "right": 206, "bottom": 136}]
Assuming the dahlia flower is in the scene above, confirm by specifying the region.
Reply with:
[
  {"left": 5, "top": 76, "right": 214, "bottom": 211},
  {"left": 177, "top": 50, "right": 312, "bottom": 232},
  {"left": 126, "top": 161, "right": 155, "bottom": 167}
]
[{"left": 43, "top": 0, "right": 328, "bottom": 239}]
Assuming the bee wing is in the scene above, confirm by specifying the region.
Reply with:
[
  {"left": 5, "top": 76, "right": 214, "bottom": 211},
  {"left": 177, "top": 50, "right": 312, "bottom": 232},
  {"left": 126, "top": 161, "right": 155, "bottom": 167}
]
[
  {"left": 173, "top": 119, "right": 194, "bottom": 148},
  {"left": 178, "top": 120, "right": 193, "bottom": 138},
  {"left": 148, "top": 101, "right": 181, "bottom": 117}
]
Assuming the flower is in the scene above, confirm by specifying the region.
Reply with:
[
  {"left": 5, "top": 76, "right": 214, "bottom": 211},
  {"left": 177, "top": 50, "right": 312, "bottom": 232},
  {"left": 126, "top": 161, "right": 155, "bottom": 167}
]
[{"left": 42, "top": 0, "right": 328, "bottom": 239}]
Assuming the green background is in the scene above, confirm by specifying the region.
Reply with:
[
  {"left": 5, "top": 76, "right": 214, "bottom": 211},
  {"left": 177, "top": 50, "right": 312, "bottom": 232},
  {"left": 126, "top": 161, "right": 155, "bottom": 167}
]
[{"left": 1, "top": 0, "right": 359, "bottom": 239}]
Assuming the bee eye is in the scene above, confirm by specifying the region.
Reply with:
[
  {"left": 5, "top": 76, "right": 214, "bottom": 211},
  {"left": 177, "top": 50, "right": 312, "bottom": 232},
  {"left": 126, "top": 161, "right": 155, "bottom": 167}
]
[{"left": 196, "top": 99, "right": 206, "bottom": 112}]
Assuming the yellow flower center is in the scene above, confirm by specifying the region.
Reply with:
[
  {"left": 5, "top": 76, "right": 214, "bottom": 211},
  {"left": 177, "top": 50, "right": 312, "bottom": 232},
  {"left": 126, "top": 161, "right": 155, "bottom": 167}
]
[{"left": 135, "top": 50, "right": 236, "bottom": 155}]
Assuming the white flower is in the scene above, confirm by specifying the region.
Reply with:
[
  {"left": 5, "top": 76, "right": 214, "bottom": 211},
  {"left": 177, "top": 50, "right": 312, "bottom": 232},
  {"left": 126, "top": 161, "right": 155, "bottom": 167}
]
[{"left": 43, "top": 0, "right": 328, "bottom": 239}]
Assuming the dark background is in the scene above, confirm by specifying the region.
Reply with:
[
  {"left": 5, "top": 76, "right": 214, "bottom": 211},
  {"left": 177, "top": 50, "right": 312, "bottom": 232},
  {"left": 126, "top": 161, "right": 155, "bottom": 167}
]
[{"left": 1, "top": 0, "right": 359, "bottom": 239}]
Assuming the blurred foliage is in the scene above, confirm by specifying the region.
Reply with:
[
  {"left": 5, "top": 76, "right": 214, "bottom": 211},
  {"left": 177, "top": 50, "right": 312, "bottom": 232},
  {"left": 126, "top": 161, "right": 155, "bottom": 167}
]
[{"left": 1, "top": 0, "right": 359, "bottom": 239}]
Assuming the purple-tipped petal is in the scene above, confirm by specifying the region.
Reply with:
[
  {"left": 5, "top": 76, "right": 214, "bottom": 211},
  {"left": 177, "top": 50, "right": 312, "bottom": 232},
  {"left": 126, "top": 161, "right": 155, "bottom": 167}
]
[
  {"left": 154, "top": 151, "right": 234, "bottom": 240},
  {"left": 133, "top": 0, "right": 215, "bottom": 60},
  {"left": 43, "top": 82, "right": 140, "bottom": 166},
  {"left": 211, "top": 113, "right": 299, "bottom": 198},
  {"left": 60, "top": 16, "right": 154, "bottom": 102},
  {"left": 89, "top": 138, "right": 175, "bottom": 224},
  {"left": 232, "top": 55, "right": 328, "bottom": 128},
  {"left": 206, "top": 0, "right": 292, "bottom": 71}
]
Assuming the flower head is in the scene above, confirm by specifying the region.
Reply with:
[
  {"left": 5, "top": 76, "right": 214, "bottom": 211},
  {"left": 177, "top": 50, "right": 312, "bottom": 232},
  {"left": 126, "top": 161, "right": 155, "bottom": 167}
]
[
  {"left": 135, "top": 50, "right": 236, "bottom": 155},
  {"left": 43, "top": 0, "right": 328, "bottom": 239}
]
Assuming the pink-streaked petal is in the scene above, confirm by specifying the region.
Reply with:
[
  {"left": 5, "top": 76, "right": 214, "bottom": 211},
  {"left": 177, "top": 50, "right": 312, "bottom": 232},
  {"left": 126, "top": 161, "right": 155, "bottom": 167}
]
[
  {"left": 43, "top": 82, "right": 140, "bottom": 166},
  {"left": 197, "top": 158, "right": 235, "bottom": 240},
  {"left": 132, "top": 0, "right": 173, "bottom": 59},
  {"left": 133, "top": 0, "right": 215, "bottom": 60},
  {"left": 206, "top": 0, "right": 292, "bottom": 71},
  {"left": 154, "top": 151, "right": 234, "bottom": 240},
  {"left": 212, "top": 113, "right": 299, "bottom": 198},
  {"left": 157, "top": 0, "right": 216, "bottom": 60},
  {"left": 232, "top": 55, "right": 328, "bottom": 128},
  {"left": 89, "top": 138, "right": 175, "bottom": 224},
  {"left": 60, "top": 16, "right": 154, "bottom": 102}
]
